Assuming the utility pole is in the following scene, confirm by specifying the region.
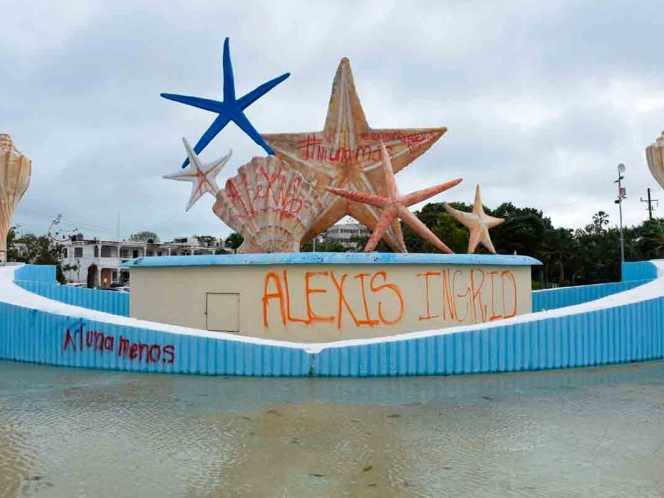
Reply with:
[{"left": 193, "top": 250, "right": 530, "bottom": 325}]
[
  {"left": 640, "top": 188, "right": 658, "bottom": 220},
  {"left": 614, "top": 164, "right": 626, "bottom": 263}
]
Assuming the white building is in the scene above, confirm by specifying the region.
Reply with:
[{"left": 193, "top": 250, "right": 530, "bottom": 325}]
[
  {"left": 58, "top": 234, "right": 220, "bottom": 287},
  {"left": 322, "top": 222, "right": 370, "bottom": 248}
]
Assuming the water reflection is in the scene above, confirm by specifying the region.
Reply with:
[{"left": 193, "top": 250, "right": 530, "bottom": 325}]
[
  {"left": 0, "top": 361, "right": 662, "bottom": 497},
  {"left": 0, "top": 416, "right": 34, "bottom": 497}
]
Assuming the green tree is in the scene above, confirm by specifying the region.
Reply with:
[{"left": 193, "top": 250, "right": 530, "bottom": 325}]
[
  {"left": 491, "top": 203, "right": 552, "bottom": 258},
  {"left": 348, "top": 233, "right": 369, "bottom": 252},
  {"left": 194, "top": 235, "right": 220, "bottom": 248},
  {"left": 635, "top": 218, "right": 664, "bottom": 259},
  {"left": 403, "top": 202, "right": 470, "bottom": 253},
  {"left": 570, "top": 212, "right": 623, "bottom": 285},
  {"left": 301, "top": 234, "right": 348, "bottom": 252},
  {"left": 225, "top": 233, "right": 244, "bottom": 251},
  {"left": 6, "top": 227, "right": 19, "bottom": 262},
  {"left": 11, "top": 232, "right": 68, "bottom": 283},
  {"left": 540, "top": 227, "right": 578, "bottom": 286},
  {"left": 128, "top": 231, "right": 159, "bottom": 243}
]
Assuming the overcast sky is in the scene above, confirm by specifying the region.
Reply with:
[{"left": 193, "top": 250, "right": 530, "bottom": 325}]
[{"left": 2, "top": 0, "right": 663, "bottom": 242}]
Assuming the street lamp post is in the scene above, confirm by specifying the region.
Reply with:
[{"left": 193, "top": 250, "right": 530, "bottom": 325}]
[{"left": 614, "top": 163, "right": 626, "bottom": 263}]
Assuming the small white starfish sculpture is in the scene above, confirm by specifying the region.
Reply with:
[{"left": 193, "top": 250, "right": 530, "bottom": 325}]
[{"left": 163, "top": 137, "right": 232, "bottom": 211}]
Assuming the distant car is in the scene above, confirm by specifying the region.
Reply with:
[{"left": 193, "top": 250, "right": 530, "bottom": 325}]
[
  {"left": 104, "top": 283, "right": 130, "bottom": 292},
  {"left": 106, "top": 286, "right": 130, "bottom": 293},
  {"left": 65, "top": 283, "right": 84, "bottom": 288}
]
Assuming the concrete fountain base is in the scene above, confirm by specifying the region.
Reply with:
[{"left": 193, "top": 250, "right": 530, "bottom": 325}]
[{"left": 0, "top": 259, "right": 661, "bottom": 376}]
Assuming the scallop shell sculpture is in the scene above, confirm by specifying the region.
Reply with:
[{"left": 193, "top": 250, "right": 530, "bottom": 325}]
[
  {"left": 0, "top": 134, "right": 31, "bottom": 261},
  {"left": 646, "top": 130, "right": 664, "bottom": 190},
  {"left": 213, "top": 156, "right": 323, "bottom": 253}
]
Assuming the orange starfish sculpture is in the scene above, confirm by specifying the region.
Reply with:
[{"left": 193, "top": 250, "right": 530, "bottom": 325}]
[
  {"left": 262, "top": 58, "right": 447, "bottom": 252},
  {"left": 326, "top": 143, "right": 462, "bottom": 253},
  {"left": 443, "top": 185, "right": 504, "bottom": 254}
]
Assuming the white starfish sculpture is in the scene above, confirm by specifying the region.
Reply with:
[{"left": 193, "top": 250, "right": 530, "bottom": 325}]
[{"left": 163, "top": 138, "right": 232, "bottom": 211}]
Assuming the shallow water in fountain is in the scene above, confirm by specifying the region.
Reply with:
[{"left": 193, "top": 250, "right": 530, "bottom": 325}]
[{"left": 0, "top": 360, "right": 662, "bottom": 497}]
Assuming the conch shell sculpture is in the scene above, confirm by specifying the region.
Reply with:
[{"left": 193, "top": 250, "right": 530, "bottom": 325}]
[
  {"left": 646, "top": 131, "right": 664, "bottom": 190},
  {"left": 213, "top": 156, "right": 323, "bottom": 253},
  {"left": 0, "top": 135, "right": 31, "bottom": 261}
]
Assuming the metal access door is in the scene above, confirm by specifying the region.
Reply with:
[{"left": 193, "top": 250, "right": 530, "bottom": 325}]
[{"left": 205, "top": 293, "right": 240, "bottom": 333}]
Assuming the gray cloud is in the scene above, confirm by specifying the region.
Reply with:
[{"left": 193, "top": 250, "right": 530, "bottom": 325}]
[{"left": 3, "top": 0, "right": 664, "bottom": 243}]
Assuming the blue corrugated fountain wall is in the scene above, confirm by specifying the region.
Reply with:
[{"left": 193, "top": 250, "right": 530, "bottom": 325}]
[
  {"left": 315, "top": 296, "right": 664, "bottom": 376},
  {"left": 0, "top": 261, "right": 661, "bottom": 377},
  {"left": 13, "top": 266, "right": 129, "bottom": 317},
  {"left": 0, "top": 302, "right": 310, "bottom": 376},
  {"left": 530, "top": 261, "right": 658, "bottom": 311},
  {"left": 14, "top": 264, "right": 56, "bottom": 283},
  {"left": 532, "top": 279, "right": 653, "bottom": 311},
  {"left": 622, "top": 260, "right": 659, "bottom": 281}
]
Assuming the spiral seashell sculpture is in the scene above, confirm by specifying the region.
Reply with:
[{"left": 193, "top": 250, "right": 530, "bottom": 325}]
[
  {"left": 645, "top": 130, "right": 664, "bottom": 190},
  {"left": 213, "top": 156, "right": 323, "bottom": 253},
  {"left": 0, "top": 134, "right": 31, "bottom": 261}
]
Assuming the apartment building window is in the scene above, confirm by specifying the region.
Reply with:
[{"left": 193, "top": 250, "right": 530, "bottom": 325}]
[
  {"left": 101, "top": 246, "right": 115, "bottom": 258},
  {"left": 74, "top": 248, "right": 83, "bottom": 258},
  {"left": 63, "top": 248, "right": 68, "bottom": 258}
]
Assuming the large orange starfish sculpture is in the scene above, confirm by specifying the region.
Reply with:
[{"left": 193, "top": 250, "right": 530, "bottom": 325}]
[
  {"left": 262, "top": 58, "right": 447, "bottom": 252},
  {"left": 326, "top": 143, "right": 462, "bottom": 253},
  {"left": 443, "top": 185, "right": 504, "bottom": 254}
]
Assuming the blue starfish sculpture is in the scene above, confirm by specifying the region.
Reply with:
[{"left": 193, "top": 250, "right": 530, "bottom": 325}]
[{"left": 161, "top": 37, "right": 290, "bottom": 168}]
